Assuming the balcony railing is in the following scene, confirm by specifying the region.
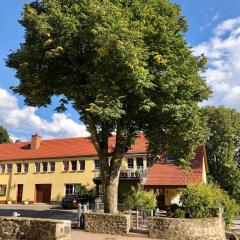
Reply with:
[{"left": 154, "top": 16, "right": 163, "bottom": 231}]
[{"left": 94, "top": 167, "right": 149, "bottom": 180}]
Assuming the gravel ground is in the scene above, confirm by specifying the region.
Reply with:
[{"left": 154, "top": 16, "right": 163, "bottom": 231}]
[{"left": 71, "top": 231, "right": 150, "bottom": 240}]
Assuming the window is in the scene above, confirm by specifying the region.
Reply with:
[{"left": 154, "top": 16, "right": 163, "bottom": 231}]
[
  {"left": 65, "top": 184, "right": 81, "bottom": 195},
  {"left": 0, "top": 164, "right": 5, "bottom": 174},
  {"left": 79, "top": 160, "right": 85, "bottom": 171},
  {"left": 50, "top": 162, "right": 55, "bottom": 172},
  {"left": 23, "top": 163, "right": 28, "bottom": 173},
  {"left": 127, "top": 158, "right": 134, "bottom": 169},
  {"left": 42, "top": 162, "right": 48, "bottom": 172},
  {"left": 0, "top": 185, "right": 6, "bottom": 196},
  {"left": 147, "top": 158, "right": 153, "bottom": 168},
  {"left": 7, "top": 164, "right": 12, "bottom": 173},
  {"left": 166, "top": 155, "right": 175, "bottom": 162},
  {"left": 94, "top": 160, "right": 100, "bottom": 170},
  {"left": 35, "top": 163, "right": 40, "bottom": 172},
  {"left": 136, "top": 158, "right": 143, "bottom": 169},
  {"left": 63, "top": 161, "right": 69, "bottom": 171},
  {"left": 16, "top": 163, "right": 22, "bottom": 173},
  {"left": 71, "top": 160, "right": 77, "bottom": 171}
]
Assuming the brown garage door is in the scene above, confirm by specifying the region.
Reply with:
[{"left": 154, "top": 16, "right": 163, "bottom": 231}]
[{"left": 35, "top": 184, "right": 52, "bottom": 203}]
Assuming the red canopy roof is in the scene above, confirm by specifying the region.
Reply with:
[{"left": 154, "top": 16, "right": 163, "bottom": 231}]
[
  {"left": 0, "top": 135, "right": 147, "bottom": 161},
  {"left": 144, "top": 146, "right": 205, "bottom": 187}
]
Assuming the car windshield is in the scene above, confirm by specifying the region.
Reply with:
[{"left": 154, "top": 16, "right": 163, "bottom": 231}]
[{"left": 64, "top": 194, "right": 78, "bottom": 200}]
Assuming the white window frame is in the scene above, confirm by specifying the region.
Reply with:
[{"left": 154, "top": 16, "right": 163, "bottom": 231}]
[
  {"left": 65, "top": 184, "right": 81, "bottom": 195},
  {"left": 42, "top": 162, "right": 48, "bottom": 172},
  {"left": 71, "top": 160, "right": 77, "bottom": 171},
  {"left": 7, "top": 164, "right": 12, "bottom": 173},
  {"left": 94, "top": 160, "right": 100, "bottom": 170},
  {"left": 35, "top": 163, "right": 40, "bottom": 173},
  {"left": 50, "top": 162, "right": 55, "bottom": 172},
  {"left": 16, "top": 163, "right": 22, "bottom": 173},
  {"left": 0, "top": 164, "right": 5, "bottom": 174},
  {"left": 0, "top": 185, "right": 6, "bottom": 196},
  {"left": 63, "top": 161, "right": 69, "bottom": 171},
  {"left": 79, "top": 160, "right": 85, "bottom": 171},
  {"left": 23, "top": 163, "right": 28, "bottom": 173},
  {"left": 136, "top": 157, "right": 144, "bottom": 169},
  {"left": 127, "top": 158, "right": 134, "bottom": 169}
]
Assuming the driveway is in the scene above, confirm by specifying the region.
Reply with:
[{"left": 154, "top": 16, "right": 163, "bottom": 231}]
[{"left": 0, "top": 204, "right": 78, "bottom": 221}]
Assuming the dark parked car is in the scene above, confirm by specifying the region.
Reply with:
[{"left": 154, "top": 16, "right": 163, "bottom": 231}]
[{"left": 61, "top": 194, "right": 90, "bottom": 209}]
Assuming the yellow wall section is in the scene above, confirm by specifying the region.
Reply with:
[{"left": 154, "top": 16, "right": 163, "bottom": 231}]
[
  {"left": 0, "top": 155, "right": 147, "bottom": 203},
  {"left": 164, "top": 188, "right": 180, "bottom": 206}
]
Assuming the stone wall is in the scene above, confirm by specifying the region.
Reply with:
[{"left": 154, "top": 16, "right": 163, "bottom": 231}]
[
  {"left": 0, "top": 217, "right": 71, "bottom": 240},
  {"left": 148, "top": 216, "right": 226, "bottom": 240},
  {"left": 84, "top": 212, "right": 130, "bottom": 235}
]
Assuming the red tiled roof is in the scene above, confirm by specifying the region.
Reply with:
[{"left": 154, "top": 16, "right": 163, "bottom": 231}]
[
  {"left": 0, "top": 135, "right": 147, "bottom": 161},
  {"left": 144, "top": 147, "right": 204, "bottom": 186}
]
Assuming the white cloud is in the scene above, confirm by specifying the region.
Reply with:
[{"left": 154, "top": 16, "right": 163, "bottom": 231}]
[
  {"left": 199, "top": 11, "right": 220, "bottom": 32},
  {"left": 0, "top": 88, "right": 89, "bottom": 141},
  {"left": 194, "top": 17, "right": 240, "bottom": 111}
]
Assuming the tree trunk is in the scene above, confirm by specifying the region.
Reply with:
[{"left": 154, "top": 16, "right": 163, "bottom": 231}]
[{"left": 102, "top": 173, "right": 120, "bottom": 213}]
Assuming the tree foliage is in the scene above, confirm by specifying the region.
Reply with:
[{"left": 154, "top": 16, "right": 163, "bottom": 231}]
[
  {"left": 203, "top": 106, "right": 240, "bottom": 201},
  {"left": 126, "top": 189, "right": 157, "bottom": 210},
  {"left": 180, "top": 183, "right": 238, "bottom": 225},
  {"left": 6, "top": 0, "right": 210, "bottom": 212},
  {"left": 0, "top": 126, "right": 10, "bottom": 144}
]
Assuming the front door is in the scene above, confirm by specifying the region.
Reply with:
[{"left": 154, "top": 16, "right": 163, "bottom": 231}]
[
  {"left": 157, "top": 188, "right": 165, "bottom": 210},
  {"left": 17, "top": 184, "right": 23, "bottom": 203},
  {"left": 35, "top": 184, "right": 52, "bottom": 203}
]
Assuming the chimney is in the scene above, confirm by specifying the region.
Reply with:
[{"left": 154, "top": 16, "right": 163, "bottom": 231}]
[{"left": 31, "top": 134, "right": 41, "bottom": 150}]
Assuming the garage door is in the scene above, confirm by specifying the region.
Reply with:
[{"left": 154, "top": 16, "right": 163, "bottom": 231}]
[{"left": 35, "top": 184, "right": 52, "bottom": 203}]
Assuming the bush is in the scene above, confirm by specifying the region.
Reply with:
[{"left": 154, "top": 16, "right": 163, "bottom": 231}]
[
  {"left": 180, "top": 183, "right": 238, "bottom": 225},
  {"left": 54, "top": 194, "right": 63, "bottom": 204},
  {"left": 173, "top": 208, "right": 185, "bottom": 218},
  {"left": 126, "top": 189, "right": 157, "bottom": 210}
]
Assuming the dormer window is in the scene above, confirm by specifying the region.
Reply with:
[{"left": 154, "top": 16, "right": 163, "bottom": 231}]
[{"left": 166, "top": 155, "right": 175, "bottom": 163}]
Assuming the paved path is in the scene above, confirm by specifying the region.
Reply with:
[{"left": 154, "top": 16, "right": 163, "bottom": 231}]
[{"left": 71, "top": 231, "right": 150, "bottom": 240}]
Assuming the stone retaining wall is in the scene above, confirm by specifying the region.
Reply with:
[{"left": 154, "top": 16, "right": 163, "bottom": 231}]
[
  {"left": 84, "top": 212, "right": 130, "bottom": 235},
  {"left": 148, "top": 216, "right": 226, "bottom": 240},
  {"left": 0, "top": 217, "right": 71, "bottom": 240}
]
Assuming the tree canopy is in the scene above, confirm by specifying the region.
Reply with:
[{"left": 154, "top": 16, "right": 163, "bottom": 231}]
[
  {"left": 203, "top": 106, "right": 240, "bottom": 202},
  {"left": 0, "top": 126, "right": 10, "bottom": 144},
  {"left": 6, "top": 0, "right": 210, "bottom": 213}
]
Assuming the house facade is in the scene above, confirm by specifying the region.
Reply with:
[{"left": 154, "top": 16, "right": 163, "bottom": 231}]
[{"left": 0, "top": 134, "right": 207, "bottom": 207}]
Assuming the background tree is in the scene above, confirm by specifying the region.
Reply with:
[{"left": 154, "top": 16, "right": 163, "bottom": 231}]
[
  {"left": 203, "top": 106, "right": 240, "bottom": 201},
  {"left": 6, "top": 0, "right": 210, "bottom": 213},
  {"left": 0, "top": 126, "right": 10, "bottom": 144}
]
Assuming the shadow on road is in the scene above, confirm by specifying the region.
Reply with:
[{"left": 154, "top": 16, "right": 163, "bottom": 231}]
[{"left": 0, "top": 208, "right": 77, "bottom": 221}]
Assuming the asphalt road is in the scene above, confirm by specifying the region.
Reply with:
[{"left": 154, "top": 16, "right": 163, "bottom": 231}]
[{"left": 0, "top": 204, "right": 78, "bottom": 221}]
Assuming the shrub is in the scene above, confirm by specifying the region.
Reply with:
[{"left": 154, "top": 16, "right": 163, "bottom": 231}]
[
  {"left": 180, "top": 183, "right": 238, "bottom": 225},
  {"left": 126, "top": 189, "right": 157, "bottom": 210},
  {"left": 54, "top": 194, "right": 63, "bottom": 204},
  {"left": 173, "top": 208, "right": 185, "bottom": 218}
]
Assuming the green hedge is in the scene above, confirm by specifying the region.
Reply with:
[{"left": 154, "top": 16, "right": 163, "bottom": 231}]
[{"left": 180, "top": 183, "right": 238, "bottom": 225}]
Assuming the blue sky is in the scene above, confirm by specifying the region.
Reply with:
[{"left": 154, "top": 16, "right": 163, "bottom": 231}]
[{"left": 0, "top": 0, "right": 240, "bottom": 140}]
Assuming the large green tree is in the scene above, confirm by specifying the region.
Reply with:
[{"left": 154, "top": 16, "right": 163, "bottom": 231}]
[
  {"left": 0, "top": 126, "right": 10, "bottom": 144},
  {"left": 203, "top": 106, "right": 240, "bottom": 201},
  {"left": 6, "top": 0, "right": 210, "bottom": 213}
]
